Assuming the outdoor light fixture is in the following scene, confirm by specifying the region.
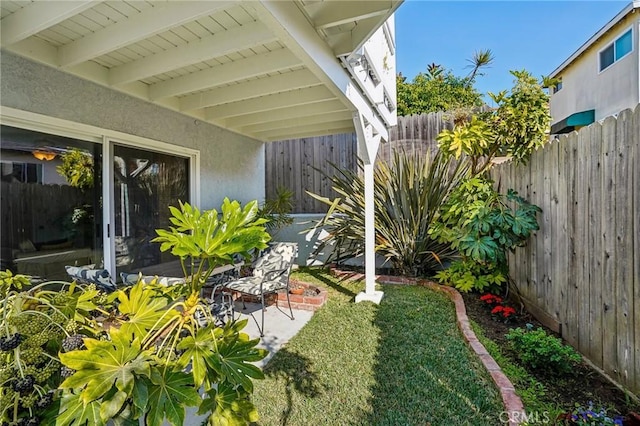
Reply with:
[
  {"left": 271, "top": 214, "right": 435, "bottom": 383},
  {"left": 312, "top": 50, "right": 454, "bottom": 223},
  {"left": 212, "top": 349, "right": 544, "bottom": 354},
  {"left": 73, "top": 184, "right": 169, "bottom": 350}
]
[{"left": 32, "top": 150, "right": 56, "bottom": 161}]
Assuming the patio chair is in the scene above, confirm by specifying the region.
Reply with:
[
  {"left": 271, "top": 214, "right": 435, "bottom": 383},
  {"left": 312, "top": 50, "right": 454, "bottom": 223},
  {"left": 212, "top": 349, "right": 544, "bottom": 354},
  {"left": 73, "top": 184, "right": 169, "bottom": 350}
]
[
  {"left": 65, "top": 265, "right": 116, "bottom": 293},
  {"left": 223, "top": 242, "right": 297, "bottom": 337}
]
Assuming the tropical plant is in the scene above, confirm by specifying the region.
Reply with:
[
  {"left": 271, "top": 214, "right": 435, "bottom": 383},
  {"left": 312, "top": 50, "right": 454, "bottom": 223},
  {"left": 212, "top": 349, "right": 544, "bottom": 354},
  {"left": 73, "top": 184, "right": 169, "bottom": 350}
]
[
  {"left": 0, "top": 270, "right": 107, "bottom": 425},
  {"left": 436, "top": 70, "right": 551, "bottom": 175},
  {"left": 56, "top": 148, "right": 94, "bottom": 190},
  {"left": 258, "top": 187, "right": 294, "bottom": 234},
  {"left": 153, "top": 198, "right": 271, "bottom": 297},
  {"left": 0, "top": 199, "right": 273, "bottom": 425},
  {"left": 308, "top": 150, "right": 469, "bottom": 276},
  {"left": 431, "top": 177, "right": 540, "bottom": 292},
  {"left": 396, "top": 49, "right": 493, "bottom": 116}
]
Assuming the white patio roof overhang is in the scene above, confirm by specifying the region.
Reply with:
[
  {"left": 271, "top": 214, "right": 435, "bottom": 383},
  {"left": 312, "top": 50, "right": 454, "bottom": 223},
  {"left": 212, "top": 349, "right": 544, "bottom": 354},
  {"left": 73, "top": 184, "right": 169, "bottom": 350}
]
[
  {"left": 1, "top": 0, "right": 400, "bottom": 142},
  {"left": 0, "top": 0, "right": 402, "bottom": 302}
]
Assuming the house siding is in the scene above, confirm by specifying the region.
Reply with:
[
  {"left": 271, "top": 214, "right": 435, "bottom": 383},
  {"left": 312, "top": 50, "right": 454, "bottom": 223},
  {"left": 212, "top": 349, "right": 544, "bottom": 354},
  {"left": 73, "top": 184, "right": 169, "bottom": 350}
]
[
  {"left": 0, "top": 51, "right": 265, "bottom": 210},
  {"left": 550, "top": 14, "right": 640, "bottom": 124}
]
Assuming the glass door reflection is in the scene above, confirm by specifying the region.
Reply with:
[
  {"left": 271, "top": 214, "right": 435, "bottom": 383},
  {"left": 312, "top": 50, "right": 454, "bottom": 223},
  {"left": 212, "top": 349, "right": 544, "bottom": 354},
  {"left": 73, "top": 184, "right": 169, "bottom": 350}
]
[{"left": 113, "top": 145, "right": 189, "bottom": 277}]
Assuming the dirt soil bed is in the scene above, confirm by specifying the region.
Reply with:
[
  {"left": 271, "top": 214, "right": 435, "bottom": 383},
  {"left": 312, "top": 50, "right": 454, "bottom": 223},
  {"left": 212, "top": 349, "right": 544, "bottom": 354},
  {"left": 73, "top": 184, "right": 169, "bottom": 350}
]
[{"left": 462, "top": 292, "right": 639, "bottom": 418}]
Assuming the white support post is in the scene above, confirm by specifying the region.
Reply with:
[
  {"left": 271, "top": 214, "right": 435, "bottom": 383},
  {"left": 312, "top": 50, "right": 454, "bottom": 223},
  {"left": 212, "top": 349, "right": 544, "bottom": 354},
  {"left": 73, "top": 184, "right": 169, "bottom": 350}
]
[{"left": 353, "top": 113, "right": 383, "bottom": 304}]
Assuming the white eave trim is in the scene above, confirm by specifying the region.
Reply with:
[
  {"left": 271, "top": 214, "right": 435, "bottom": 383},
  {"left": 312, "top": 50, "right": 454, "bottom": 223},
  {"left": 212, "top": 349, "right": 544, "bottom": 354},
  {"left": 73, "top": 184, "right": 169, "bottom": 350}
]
[{"left": 549, "top": 1, "right": 640, "bottom": 78}]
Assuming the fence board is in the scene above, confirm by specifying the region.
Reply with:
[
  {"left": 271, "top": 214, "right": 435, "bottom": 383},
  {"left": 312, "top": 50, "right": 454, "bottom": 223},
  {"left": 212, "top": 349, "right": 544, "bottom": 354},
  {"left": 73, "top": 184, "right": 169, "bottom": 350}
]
[
  {"left": 615, "top": 109, "right": 634, "bottom": 388},
  {"left": 633, "top": 106, "right": 640, "bottom": 394},
  {"left": 576, "top": 127, "right": 590, "bottom": 354},
  {"left": 565, "top": 131, "right": 579, "bottom": 347},
  {"left": 556, "top": 136, "right": 569, "bottom": 331},
  {"left": 601, "top": 116, "right": 618, "bottom": 379},
  {"left": 588, "top": 121, "right": 604, "bottom": 367},
  {"left": 548, "top": 140, "right": 560, "bottom": 322}
]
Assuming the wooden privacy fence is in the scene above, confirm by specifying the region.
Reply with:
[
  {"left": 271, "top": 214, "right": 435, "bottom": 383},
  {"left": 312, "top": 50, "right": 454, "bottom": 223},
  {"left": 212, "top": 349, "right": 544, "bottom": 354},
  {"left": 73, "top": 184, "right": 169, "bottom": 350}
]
[
  {"left": 265, "top": 133, "right": 357, "bottom": 213},
  {"left": 491, "top": 105, "right": 640, "bottom": 395},
  {"left": 265, "top": 112, "right": 451, "bottom": 213},
  {"left": 380, "top": 112, "right": 453, "bottom": 162},
  {"left": 1, "top": 182, "right": 91, "bottom": 248}
]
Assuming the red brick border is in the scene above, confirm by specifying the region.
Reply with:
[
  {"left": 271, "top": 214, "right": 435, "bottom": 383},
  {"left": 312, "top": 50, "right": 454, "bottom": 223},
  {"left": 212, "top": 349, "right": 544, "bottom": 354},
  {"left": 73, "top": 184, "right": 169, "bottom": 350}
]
[
  {"left": 331, "top": 267, "right": 524, "bottom": 425},
  {"left": 275, "top": 279, "right": 328, "bottom": 312}
]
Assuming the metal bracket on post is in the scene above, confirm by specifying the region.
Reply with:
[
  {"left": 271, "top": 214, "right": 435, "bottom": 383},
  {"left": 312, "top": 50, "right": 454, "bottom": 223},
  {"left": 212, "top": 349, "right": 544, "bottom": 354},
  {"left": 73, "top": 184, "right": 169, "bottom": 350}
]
[{"left": 353, "top": 112, "right": 383, "bottom": 304}]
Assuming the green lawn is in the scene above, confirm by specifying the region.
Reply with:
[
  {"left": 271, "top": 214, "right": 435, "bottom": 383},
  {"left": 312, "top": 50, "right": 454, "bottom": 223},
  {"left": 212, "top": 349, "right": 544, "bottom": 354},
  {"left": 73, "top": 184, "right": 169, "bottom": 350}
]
[{"left": 251, "top": 268, "right": 504, "bottom": 425}]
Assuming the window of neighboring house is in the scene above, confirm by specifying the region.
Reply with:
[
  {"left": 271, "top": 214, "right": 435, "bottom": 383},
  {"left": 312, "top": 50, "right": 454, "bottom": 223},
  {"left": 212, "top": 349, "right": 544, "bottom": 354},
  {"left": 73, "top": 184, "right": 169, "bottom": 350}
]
[
  {"left": 599, "top": 28, "right": 633, "bottom": 72},
  {"left": 552, "top": 80, "right": 563, "bottom": 94}
]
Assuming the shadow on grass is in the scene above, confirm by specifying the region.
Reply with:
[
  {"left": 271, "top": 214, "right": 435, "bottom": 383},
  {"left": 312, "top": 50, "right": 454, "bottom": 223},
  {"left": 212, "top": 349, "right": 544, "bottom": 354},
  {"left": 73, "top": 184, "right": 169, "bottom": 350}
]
[
  {"left": 363, "top": 285, "right": 503, "bottom": 425},
  {"left": 259, "top": 348, "right": 324, "bottom": 426},
  {"left": 301, "top": 267, "right": 358, "bottom": 299}
]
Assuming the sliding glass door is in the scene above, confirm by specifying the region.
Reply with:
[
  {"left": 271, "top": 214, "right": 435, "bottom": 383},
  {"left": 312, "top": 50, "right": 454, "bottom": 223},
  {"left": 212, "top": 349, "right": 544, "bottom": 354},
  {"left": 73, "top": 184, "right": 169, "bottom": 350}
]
[
  {"left": 112, "top": 144, "right": 190, "bottom": 277},
  {"left": 0, "top": 123, "right": 193, "bottom": 282}
]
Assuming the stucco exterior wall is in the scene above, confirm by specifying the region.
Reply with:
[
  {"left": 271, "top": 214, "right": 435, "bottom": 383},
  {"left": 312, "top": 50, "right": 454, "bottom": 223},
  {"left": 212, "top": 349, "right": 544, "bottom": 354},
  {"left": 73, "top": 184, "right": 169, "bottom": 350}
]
[
  {"left": 550, "top": 15, "right": 639, "bottom": 123},
  {"left": 0, "top": 51, "right": 265, "bottom": 210}
]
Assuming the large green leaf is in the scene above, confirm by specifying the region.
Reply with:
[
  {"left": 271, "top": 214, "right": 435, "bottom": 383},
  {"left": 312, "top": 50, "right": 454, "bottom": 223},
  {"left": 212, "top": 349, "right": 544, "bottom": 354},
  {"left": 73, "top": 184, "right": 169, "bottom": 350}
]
[
  {"left": 116, "top": 282, "right": 179, "bottom": 339},
  {"left": 176, "top": 326, "right": 217, "bottom": 387},
  {"left": 198, "top": 383, "right": 259, "bottom": 426},
  {"left": 59, "top": 328, "right": 152, "bottom": 404},
  {"left": 207, "top": 331, "right": 266, "bottom": 392},
  {"left": 145, "top": 368, "right": 201, "bottom": 426},
  {"left": 56, "top": 390, "right": 103, "bottom": 426}
]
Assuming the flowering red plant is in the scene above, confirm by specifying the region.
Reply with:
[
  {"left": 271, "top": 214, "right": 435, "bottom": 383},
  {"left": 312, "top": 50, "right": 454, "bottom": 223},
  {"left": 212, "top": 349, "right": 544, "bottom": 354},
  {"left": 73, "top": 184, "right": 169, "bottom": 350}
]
[
  {"left": 480, "top": 294, "right": 502, "bottom": 305},
  {"left": 491, "top": 304, "right": 517, "bottom": 322},
  {"left": 481, "top": 294, "right": 516, "bottom": 322}
]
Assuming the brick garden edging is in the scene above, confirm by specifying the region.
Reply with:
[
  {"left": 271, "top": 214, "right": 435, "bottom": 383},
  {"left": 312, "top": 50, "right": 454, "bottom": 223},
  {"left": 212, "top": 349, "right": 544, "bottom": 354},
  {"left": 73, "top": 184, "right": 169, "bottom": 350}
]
[
  {"left": 330, "top": 267, "right": 525, "bottom": 425},
  {"left": 275, "top": 279, "right": 328, "bottom": 311}
]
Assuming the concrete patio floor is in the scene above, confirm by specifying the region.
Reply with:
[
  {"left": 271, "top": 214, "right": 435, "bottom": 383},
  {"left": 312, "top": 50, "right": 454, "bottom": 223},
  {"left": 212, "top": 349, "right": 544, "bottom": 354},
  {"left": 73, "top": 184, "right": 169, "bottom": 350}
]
[
  {"left": 231, "top": 300, "right": 315, "bottom": 367},
  {"left": 180, "top": 300, "right": 314, "bottom": 426}
]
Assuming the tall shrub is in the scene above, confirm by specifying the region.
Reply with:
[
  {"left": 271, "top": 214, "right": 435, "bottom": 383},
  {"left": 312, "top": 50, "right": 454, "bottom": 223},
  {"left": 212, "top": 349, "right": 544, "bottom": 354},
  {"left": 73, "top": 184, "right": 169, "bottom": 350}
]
[
  {"left": 432, "top": 70, "right": 548, "bottom": 292},
  {"left": 308, "top": 150, "right": 469, "bottom": 276}
]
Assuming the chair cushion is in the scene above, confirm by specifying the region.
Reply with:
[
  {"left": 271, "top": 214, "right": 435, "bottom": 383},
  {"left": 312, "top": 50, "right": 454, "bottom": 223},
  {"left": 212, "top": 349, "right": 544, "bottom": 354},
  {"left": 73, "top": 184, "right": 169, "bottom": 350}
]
[
  {"left": 253, "top": 243, "right": 297, "bottom": 284},
  {"left": 224, "top": 276, "right": 287, "bottom": 295},
  {"left": 65, "top": 265, "right": 116, "bottom": 293},
  {"left": 120, "top": 273, "right": 186, "bottom": 287}
]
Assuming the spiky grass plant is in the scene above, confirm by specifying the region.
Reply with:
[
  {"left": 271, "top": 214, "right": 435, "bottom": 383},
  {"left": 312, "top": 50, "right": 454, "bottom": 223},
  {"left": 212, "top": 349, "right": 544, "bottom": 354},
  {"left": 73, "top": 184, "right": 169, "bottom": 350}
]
[{"left": 308, "top": 150, "right": 469, "bottom": 276}]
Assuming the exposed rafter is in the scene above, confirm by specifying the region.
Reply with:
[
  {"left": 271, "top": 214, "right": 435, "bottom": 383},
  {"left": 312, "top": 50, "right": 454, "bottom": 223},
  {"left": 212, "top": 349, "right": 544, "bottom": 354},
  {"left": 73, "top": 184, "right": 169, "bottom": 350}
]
[
  {"left": 241, "top": 110, "right": 352, "bottom": 134},
  {"left": 257, "top": 120, "right": 353, "bottom": 140},
  {"left": 180, "top": 69, "right": 320, "bottom": 111},
  {"left": 149, "top": 49, "right": 301, "bottom": 100},
  {"left": 259, "top": 121, "right": 355, "bottom": 141},
  {"left": 59, "top": 1, "right": 235, "bottom": 68},
  {"left": 0, "top": 1, "right": 97, "bottom": 48},
  {"left": 109, "top": 21, "right": 276, "bottom": 86},
  {"left": 205, "top": 86, "right": 334, "bottom": 120},
  {"left": 225, "top": 99, "right": 348, "bottom": 128},
  {"left": 311, "top": 1, "right": 392, "bottom": 29}
]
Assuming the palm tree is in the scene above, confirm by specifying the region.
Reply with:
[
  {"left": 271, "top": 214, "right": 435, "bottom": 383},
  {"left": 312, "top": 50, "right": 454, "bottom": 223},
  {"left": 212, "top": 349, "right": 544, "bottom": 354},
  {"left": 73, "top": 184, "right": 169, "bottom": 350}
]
[{"left": 465, "top": 49, "right": 494, "bottom": 84}]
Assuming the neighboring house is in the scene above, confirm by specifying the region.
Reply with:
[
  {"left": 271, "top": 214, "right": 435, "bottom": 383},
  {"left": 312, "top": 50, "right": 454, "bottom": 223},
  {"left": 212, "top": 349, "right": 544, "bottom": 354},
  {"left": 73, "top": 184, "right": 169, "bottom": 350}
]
[
  {"left": 549, "top": 1, "right": 639, "bottom": 134},
  {"left": 0, "top": 1, "right": 400, "bottom": 299}
]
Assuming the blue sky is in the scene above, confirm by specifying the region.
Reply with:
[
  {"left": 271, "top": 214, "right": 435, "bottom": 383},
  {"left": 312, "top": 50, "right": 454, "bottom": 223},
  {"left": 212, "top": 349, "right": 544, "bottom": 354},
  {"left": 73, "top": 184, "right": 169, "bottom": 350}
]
[{"left": 395, "top": 1, "right": 628, "bottom": 102}]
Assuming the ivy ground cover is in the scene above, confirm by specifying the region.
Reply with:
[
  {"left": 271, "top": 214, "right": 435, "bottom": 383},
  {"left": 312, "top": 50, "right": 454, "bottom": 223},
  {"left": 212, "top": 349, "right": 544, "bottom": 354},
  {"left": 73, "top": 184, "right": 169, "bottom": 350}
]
[{"left": 251, "top": 269, "right": 504, "bottom": 425}]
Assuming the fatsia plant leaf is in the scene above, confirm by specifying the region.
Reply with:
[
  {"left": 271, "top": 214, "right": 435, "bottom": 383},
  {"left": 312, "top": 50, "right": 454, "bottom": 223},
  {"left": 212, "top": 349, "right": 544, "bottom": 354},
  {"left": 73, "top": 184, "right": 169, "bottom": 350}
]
[
  {"left": 176, "top": 326, "right": 217, "bottom": 387},
  {"left": 207, "top": 333, "right": 266, "bottom": 392},
  {"left": 145, "top": 368, "right": 201, "bottom": 426},
  {"left": 56, "top": 390, "right": 103, "bottom": 426},
  {"left": 116, "top": 282, "right": 179, "bottom": 339},
  {"left": 59, "top": 327, "right": 152, "bottom": 404},
  {"left": 198, "top": 383, "right": 259, "bottom": 426}
]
